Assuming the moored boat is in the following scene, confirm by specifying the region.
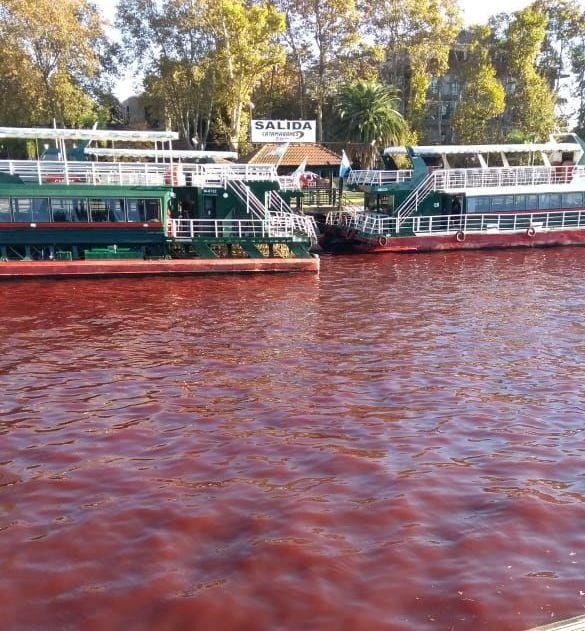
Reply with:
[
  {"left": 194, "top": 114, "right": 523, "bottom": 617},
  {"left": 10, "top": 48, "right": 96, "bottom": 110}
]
[
  {"left": 0, "top": 127, "right": 319, "bottom": 277},
  {"left": 323, "top": 136, "right": 585, "bottom": 253}
]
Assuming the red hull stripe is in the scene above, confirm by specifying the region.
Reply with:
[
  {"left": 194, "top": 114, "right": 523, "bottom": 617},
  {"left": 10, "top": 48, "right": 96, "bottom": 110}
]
[
  {"left": 350, "top": 229, "right": 585, "bottom": 252},
  {"left": 0, "top": 257, "right": 320, "bottom": 278}
]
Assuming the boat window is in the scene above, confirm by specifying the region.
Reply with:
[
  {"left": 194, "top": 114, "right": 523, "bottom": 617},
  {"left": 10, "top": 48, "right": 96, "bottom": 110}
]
[
  {"left": 71, "top": 200, "right": 89, "bottom": 222},
  {"left": 144, "top": 199, "right": 161, "bottom": 221},
  {"left": 524, "top": 195, "right": 539, "bottom": 210},
  {"left": 127, "top": 199, "right": 146, "bottom": 222},
  {"left": 127, "top": 199, "right": 161, "bottom": 222},
  {"left": 11, "top": 198, "right": 50, "bottom": 222},
  {"left": 562, "top": 192, "right": 582, "bottom": 208},
  {"left": 33, "top": 199, "right": 50, "bottom": 222},
  {"left": 514, "top": 195, "right": 526, "bottom": 211},
  {"left": 466, "top": 196, "right": 490, "bottom": 213},
  {"left": 539, "top": 193, "right": 562, "bottom": 210},
  {"left": 491, "top": 195, "right": 515, "bottom": 211},
  {"left": 0, "top": 198, "right": 11, "bottom": 222},
  {"left": 50, "top": 198, "right": 72, "bottom": 222},
  {"left": 89, "top": 198, "right": 125, "bottom": 222}
]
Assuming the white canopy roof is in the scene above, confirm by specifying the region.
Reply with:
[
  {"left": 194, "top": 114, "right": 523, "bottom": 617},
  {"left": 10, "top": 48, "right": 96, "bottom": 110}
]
[
  {"left": 384, "top": 142, "right": 582, "bottom": 156},
  {"left": 85, "top": 147, "right": 238, "bottom": 160},
  {"left": 0, "top": 126, "right": 178, "bottom": 142}
]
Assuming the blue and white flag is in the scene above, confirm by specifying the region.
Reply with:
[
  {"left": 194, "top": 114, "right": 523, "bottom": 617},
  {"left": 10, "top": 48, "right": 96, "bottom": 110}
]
[{"left": 339, "top": 150, "right": 351, "bottom": 178}]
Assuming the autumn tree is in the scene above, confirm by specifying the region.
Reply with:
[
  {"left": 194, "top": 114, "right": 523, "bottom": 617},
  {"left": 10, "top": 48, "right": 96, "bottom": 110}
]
[
  {"left": 366, "top": 0, "right": 462, "bottom": 138},
  {"left": 451, "top": 26, "right": 506, "bottom": 143},
  {"left": 118, "top": 0, "right": 284, "bottom": 151},
  {"left": 117, "top": 0, "right": 216, "bottom": 147},
  {"left": 277, "top": 0, "right": 361, "bottom": 142},
  {"left": 206, "top": 0, "right": 285, "bottom": 152},
  {"left": 0, "top": 0, "right": 110, "bottom": 126},
  {"left": 501, "top": 6, "right": 557, "bottom": 140}
]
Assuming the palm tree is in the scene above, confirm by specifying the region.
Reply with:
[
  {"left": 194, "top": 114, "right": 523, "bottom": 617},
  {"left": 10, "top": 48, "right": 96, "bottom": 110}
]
[{"left": 336, "top": 80, "right": 409, "bottom": 168}]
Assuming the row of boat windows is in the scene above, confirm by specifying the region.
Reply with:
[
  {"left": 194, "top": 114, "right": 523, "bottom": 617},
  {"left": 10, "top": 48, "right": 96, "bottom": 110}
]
[
  {"left": 0, "top": 198, "right": 162, "bottom": 223},
  {"left": 466, "top": 193, "right": 585, "bottom": 213}
]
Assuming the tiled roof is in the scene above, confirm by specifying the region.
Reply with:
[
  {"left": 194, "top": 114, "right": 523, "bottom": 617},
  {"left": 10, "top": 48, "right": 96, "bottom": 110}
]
[{"left": 247, "top": 143, "right": 341, "bottom": 167}]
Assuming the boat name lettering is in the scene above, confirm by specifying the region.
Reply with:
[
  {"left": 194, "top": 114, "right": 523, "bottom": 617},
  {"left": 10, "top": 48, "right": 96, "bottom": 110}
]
[{"left": 251, "top": 120, "right": 316, "bottom": 144}]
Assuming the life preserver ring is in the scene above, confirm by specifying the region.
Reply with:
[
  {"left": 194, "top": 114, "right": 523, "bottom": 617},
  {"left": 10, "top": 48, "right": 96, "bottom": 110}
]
[
  {"left": 378, "top": 235, "right": 388, "bottom": 247},
  {"left": 526, "top": 226, "right": 536, "bottom": 237},
  {"left": 456, "top": 231, "right": 465, "bottom": 242}
]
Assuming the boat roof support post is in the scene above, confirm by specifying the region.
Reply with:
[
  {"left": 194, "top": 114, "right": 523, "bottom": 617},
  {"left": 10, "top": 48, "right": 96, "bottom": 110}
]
[
  {"left": 441, "top": 153, "right": 450, "bottom": 169},
  {"left": 540, "top": 151, "right": 551, "bottom": 167},
  {"left": 477, "top": 153, "right": 489, "bottom": 169},
  {"left": 500, "top": 152, "right": 510, "bottom": 167}
]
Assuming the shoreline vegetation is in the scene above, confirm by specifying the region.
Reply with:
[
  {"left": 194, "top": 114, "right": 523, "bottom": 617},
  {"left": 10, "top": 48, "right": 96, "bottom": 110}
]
[{"left": 0, "top": 0, "right": 584, "bottom": 160}]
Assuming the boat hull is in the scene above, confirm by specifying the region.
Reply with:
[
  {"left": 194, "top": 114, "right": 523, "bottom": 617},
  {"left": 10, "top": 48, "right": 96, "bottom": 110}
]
[
  {"left": 322, "top": 227, "right": 585, "bottom": 253},
  {"left": 0, "top": 256, "right": 320, "bottom": 279}
]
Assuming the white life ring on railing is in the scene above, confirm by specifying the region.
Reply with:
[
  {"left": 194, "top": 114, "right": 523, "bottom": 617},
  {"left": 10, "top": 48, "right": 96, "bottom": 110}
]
[
  {"left": 526, "top": 226, "right": 536, "bottom": 237},
  {"left": 378, "top": 235, "right": 388, "bottom": 247},
  {"left": 456, "top": 231, "right": 465, "bottom": 242}
]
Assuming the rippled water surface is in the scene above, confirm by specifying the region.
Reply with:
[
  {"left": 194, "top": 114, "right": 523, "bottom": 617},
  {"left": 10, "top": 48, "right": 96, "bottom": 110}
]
[{"left": 0, "top": 249, "right": 584, "bottom": 631}]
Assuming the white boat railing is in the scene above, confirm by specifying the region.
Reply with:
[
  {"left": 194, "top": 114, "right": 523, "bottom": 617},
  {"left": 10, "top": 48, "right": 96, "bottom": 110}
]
[
  {"left": 434, "top": 165, "right": 585, "bottom": 191},
  {"left": 0, "top": 159, "right": 178, "bottom": 186},
  {"left": 347, "top": 169, "right": 413, "bottom": 186},
  {"left": 0, "top": 159, "right": 280, "bottom": 187},
  {"left": 331, "top": 209, "right": 585, "bottom": 237},
  {"left": 183, "top": 163, "right": 279, "bottom": 187},
  {"left": 325, "top": 208, "right": 364, "bottom": 228},
  {"left": 410, "top": 210, "right": 585, "bottom": 235},
  {"left": 395, "top": 165, "right": 585, "bottom": 220},
  {"left": 169, "top": 217, "right": 302, "bottom": 240}
]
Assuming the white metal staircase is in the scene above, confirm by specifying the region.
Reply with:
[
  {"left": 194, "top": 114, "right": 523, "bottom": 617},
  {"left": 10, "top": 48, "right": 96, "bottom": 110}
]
[
  {"left": 265, "top": 189, "right": 318, "bottom": 240},
  {"left": 226, "top": 179, "right": 268, "bottom": 221},
  {"left": 395, "top": 173, "right": 437, "bottom": 224}
]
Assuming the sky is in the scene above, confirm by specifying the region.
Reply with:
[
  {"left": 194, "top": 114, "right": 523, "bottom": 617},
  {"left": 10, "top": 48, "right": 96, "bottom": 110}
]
[
  {"left": 93, "top": 0, "right": 581, "bottom": 100},
  {"left": 94, "top": 0, "right": 543, "bottom": 27}
]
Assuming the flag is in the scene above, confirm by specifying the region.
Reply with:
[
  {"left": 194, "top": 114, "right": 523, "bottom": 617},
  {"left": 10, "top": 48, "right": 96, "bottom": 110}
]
[
  {"left": 291, "top": 158, "right": 307, "bottom": 186},
  {"left": 339, "top": 150, "right": 351, "bottom": 178}
]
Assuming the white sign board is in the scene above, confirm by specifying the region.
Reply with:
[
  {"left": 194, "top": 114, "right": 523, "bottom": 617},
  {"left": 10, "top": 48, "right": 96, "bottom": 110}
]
[{"left": 251, "top": 120, "right": 316, "bottom": 143}]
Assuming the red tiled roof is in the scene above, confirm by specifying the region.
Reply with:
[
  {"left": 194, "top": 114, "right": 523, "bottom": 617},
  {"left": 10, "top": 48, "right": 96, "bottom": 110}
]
[{"left": 247, "top": 143, "right": 341, "bottom": 167}]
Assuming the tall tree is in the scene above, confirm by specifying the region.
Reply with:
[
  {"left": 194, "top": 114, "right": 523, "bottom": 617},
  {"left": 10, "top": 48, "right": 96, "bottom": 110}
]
[
  {"left": 277, "top": 0, "right": 360, "bottom": 142},
  {"left": 501, "top": 6, "right": 557, "bottom": 140},
  {"left": 206, "top": 0, "right": 285, "bottom": 152},
  {"left": 0, "top": 0, "right": 109, "bottom": 126},
  {"left": 451, "top": 26, "right": 506, "bottom": 143},
  {"left": 366, "top": 0, "right": 462, "bottom": 139},
  {"left": 118, "top": 0, "right": 285, "bottom": 151},
  {"left": 117, "top": 0, "right": 215, "bottom": 147}
]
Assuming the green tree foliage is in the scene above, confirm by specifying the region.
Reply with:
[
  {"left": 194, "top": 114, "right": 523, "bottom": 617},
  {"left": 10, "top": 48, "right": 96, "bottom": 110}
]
[
  {"left": 207, "top": 0, "right": 285, "bottom": 152},
  {"left": 367, "top": 0, "right": 462, "bottom": 138},
  {"left": 117, "top": 0, "right": 216, "bottom": 147},
  {"left": 276, "top": 0, "right": 361, "bottom": 142},
  {"left": 533, "top": 0, "right": 585, "bottom": 92},
  {"left": 501, "top": 6, "right": 556, "bottom": 140},
  {"left": 572, "top": 37, "right": 585, "bottom": 136},
  {"left": 336, "top": 79, "right": 408, "bottom": 167},
  {"left": 118, "top": 0, "right": 285, "bottom": 151},
  {"left": 451, "top": 27, "right": 506, "bottom": 143},
  {"left": 0, "top": 0, "right": 110, "bottom": 126}
]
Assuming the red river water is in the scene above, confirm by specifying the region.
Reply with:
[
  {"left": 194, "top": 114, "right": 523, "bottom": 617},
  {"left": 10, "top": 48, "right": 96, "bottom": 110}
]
[{"left": 0, "top": 249, "right": 583, "bottom": 631}]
